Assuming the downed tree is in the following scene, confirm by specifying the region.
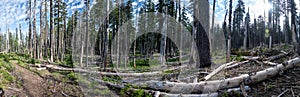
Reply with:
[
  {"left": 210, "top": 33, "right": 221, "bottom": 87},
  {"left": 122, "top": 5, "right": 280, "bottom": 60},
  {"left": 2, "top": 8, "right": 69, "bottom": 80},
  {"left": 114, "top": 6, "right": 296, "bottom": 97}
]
[
  {"left": 264, "top": 51, "right": 289, "bottom": 61},
  {"left": 30, "top": 64, "right": 99, "bottom": 73},
  {"left": 30, "top": 62, "right": 192, "bottom": 77},
  {"left": 98, "top": 65, "right": 189, "bottom": 77},
  {"left": 225, "top": 60, "right": 249, "bottom": 69},
  {"left": 133, "top": 57, "right": 300, "bottom": 93},
  {"left": 91, "top": 76, "right": 250, "bottom": 97},
  {"left": 202, "top": 61, "right": 236, "bottom": 81}
]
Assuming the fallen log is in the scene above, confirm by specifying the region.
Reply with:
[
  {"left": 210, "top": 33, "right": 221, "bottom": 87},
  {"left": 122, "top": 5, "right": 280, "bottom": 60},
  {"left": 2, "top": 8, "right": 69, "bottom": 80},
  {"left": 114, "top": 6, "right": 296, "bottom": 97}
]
[
  {"left": 241, "top": 56, "right": 261, "bottom": 60},
  {"left": 277, "top": 89, "right": 289, "bottom": 97},
  {"left": 31, "top": 64, "right": 99, "bottom": 73},
  {"left": 33, "top": 62, "right": 191, "bottom": 77},
  {"left": 203, "top": 61, "right": 236, "bottom": 81},
  {"left": 225, "top": 60, "right": 249, "bottom": 69},
  {"left": 263, "top": 61, "right": 278, "bottom": 66},
  {"left": 92, "top": 76, "right": 250, "bottom": 97},
  {"left": 264, "top": 52, "right": 289, "bottom": 61},
  {"left": 133, "top": 57, "right": 300, "bottom": 93},
  {"left": 99, "top": 65, "right": 189, "bottom": 77}
]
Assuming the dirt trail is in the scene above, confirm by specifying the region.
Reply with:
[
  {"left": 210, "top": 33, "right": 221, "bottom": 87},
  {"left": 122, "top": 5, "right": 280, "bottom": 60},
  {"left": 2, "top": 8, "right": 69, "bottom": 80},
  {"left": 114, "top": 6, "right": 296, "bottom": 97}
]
[{"left": 12, "top": 61, "right": 47, "bottom": 97}]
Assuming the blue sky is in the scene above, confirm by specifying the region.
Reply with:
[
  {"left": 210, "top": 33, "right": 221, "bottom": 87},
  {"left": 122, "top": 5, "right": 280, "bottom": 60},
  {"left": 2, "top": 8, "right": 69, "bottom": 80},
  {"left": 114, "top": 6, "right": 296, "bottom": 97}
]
[
  {"left": 1, "top": 0, "right": 300, "bottom": 36},
  {"left": 0, "top": 0, "right": 89, "bottom": 35}
]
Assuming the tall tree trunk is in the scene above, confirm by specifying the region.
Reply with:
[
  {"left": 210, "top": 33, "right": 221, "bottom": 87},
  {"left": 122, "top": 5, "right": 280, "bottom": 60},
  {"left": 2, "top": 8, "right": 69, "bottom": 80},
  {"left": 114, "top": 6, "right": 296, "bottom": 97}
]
[
  {"left": 194, "top": 0, "right": 211, "bottom": 67},
  {"left": 28, "top": 0, "right": 32, "bottom": 56},
  {"left": 33, "top": 0, "right": 37, "bottom": 59},
  {"left": 44, "top": 0, "right": 48, "bottom": 59},
  {"left": 50, "top": 0, "right": 54, "bottom": 62},
  {"left": 290, "top": 0, "right": 299, "bottom": 54},
  {"left": 158, "top": 1, "right": 166, "bottom": 66},
  {"left": 116, "top": 0, "right": 120, "bottom": 69},
  {"left": 103, "top": 0, "right": 110, "bottom": 68},
  {"left": 16, "top": 28, "right": 19, "bottom": 52},
  {"left": 210, "top": 0, "right": 216, "bottom": 52},
  {"left": 227, "top": 0, "right": 233, "bottom": 63},
  {"left": 243, "top": 20, "right": 247, "bottom": 49},
  {"left": 62, "top": 14, "right": 66, "bottom": 61},
  {"left": 80, "top": 15, "right": 84, "bottom": 67},
  {"left": 40, "top": 1, "right": 44, "bottom": 59},
  {"left": 85, "top": 0, "right": 90, "bottom": 67},
  {"left": 6, "top": 27, "right": 10, "bottom": 53},
  {"left": 19, "top": 24, "right": 23, "bottom": 53},
  {"left": 56, "top": 1, "right": 61, "bottom": 61}
]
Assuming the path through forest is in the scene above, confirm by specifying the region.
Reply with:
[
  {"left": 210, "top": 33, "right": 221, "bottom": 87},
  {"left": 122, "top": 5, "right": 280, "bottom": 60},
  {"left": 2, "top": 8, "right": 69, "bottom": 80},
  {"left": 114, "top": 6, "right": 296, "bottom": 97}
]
[
  {"left": 4, "top": 61, "right": 84, "bottom": 97},
  {"left": 12, "top": 61, "right": 46, "bottom": 96}
]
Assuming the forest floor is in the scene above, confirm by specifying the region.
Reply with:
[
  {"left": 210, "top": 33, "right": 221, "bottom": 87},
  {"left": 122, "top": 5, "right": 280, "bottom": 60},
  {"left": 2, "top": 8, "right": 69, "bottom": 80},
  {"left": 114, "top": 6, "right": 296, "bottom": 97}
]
[
  {"left": 2, "top": 44, "right": 300, "bottom": 97},
  {"left": 220, "top": 44, "right": 300, "bottom": 97},
  {"left": 248, "top": 64, "right": 300, "bottom": 97}
]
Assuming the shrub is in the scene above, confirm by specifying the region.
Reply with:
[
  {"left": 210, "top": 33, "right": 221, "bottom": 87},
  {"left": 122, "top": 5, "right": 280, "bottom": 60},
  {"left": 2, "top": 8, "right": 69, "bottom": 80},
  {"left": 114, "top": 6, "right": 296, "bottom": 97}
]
[
  {"left": 129, "top": 59, "right": 150, "bottom": 67},
  {"left": 3, "top": 55, "right": 10, "bottom": 62},
  {"left": 0, "top": 70, "right": 14, "bottom": 83},
  {"left": 28, "top": 58, "right": 40, "bottom": 64},
  {"left": 62, "top": 54, "right": 73, "bottom": 68},
  {"left": 131, "top": 89, "right": 152, "bottom": 97},
  {"left": 167, "top": 57, "right": 179, "bottom": 62},
  {"left": 66, "top": 72, "right": 77, "bottom": 81}
]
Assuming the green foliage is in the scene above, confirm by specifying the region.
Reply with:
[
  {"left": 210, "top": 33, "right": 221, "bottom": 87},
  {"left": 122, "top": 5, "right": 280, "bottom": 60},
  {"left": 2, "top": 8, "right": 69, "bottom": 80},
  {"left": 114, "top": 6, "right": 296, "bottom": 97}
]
[
  {"left": 230, "top": 55, "right": 245, "bottom": 61},
  {"left": 130, "top": 59, "right": 150, "bottom": 67},
  {"left": 102, "top": 76, "right": 122, "bottom": 83},
  {"left": 0, "top": 61, "right": 14, "bottom": 72},
  {"left": 267, "top": 85, "right": 275, "bottom": 90},
  {"left": 164, "top": 70, "right": 173, "bottom": 74},
  {"left": 120, "top": 84, "right": 152, "bottom": 97},
  {"left": 236, "top": 55, "right": 244, "bottom": 61},
  {"left": 120, "top": 84, "right": 132, "bottom": 96},
  {"left": 28, "top": 58, "right": 40, "bottom": 64},
  {"left": 28, "top": 58, "right": 36, "bottom": 64},
  {"left": 0, "top": 53, "right": 10, "bottom": 62},
  {"left": 61, "top": 54, "right": 74, "bottom": 68},
  {"left": 222, "top": 92, "right": 229, "bottom": 97},
  {"left": 66, "top": 72, "right": 77, "bottom": 81},
  {"left": 0, "top": 70, "right": 15, "bottom": 84},
  {"left": 131, "top": 89, "right": 152, "bottom": 97},
  {"left": 167, "top": 57, "right": 179, "bottom": 62}
]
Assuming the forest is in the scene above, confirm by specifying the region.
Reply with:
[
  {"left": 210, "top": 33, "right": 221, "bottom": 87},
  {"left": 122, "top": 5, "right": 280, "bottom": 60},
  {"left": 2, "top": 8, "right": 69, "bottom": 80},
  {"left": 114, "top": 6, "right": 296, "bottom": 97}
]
[{"left": 1, "top": 0, "right": 300, "bottom": 96}]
